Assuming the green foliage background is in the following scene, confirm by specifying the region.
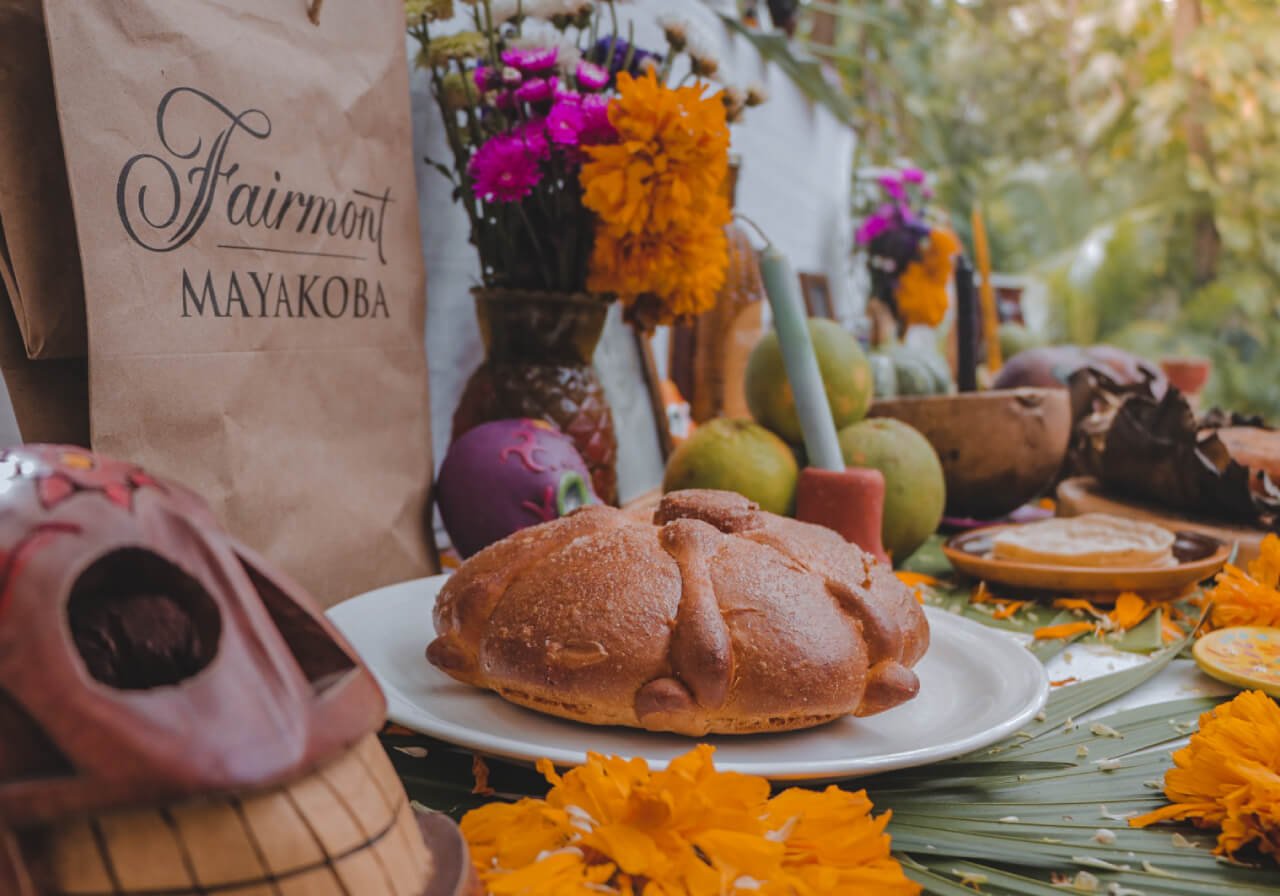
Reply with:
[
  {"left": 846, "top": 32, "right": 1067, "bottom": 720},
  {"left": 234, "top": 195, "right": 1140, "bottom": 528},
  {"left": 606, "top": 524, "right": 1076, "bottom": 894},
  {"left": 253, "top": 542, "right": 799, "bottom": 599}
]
[{"left": 801, "top": 0, "right": 1280, "bottom": 419}]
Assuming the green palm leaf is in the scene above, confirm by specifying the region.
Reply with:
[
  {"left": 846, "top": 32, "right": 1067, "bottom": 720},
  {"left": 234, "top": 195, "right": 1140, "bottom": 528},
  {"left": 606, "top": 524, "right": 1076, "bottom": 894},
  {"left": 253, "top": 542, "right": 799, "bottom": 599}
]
[{"left": 866, "top": 634, "right": 1280, "bottom": 893}]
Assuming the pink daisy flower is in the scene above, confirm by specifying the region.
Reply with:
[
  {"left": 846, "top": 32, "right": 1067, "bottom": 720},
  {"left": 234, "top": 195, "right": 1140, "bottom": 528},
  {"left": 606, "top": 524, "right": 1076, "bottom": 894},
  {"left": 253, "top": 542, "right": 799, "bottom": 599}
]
[
  {"left": 515, "top": 77, "right": 555, "bottom": 105},
  {"left": 575, "top": 61, "right": 609, "bottom": 91},
  {"left": 514, "top": 118, "right": 550, "bottom": 160},
  {"left": 878, "top": 173, "right": 906, "bottom": 200},
  {"left": 545, "top": 99, "right": 586, "bottom": 146},
  {"left": 501, "top": 47, "right": 558, "bottom": 75},
  {"left": 856, "top": 215, "right": 891, "bottom": 245},
  {"left": 469, "top": 134, "right": 542, "bottom": 202}
]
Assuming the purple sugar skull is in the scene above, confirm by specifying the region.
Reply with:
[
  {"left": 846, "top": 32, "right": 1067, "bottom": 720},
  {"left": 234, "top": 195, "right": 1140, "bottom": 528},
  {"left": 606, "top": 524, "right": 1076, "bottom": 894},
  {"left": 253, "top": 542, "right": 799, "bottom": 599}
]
[{"left": 437, "top": 419, "right": 597, "bottom": 558}]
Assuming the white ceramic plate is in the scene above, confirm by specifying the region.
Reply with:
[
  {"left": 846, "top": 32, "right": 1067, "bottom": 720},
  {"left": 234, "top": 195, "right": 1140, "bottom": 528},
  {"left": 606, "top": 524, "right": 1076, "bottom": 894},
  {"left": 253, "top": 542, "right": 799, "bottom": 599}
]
[{"left": 329, "top": 575, "right": 1049, "bottom": 781}]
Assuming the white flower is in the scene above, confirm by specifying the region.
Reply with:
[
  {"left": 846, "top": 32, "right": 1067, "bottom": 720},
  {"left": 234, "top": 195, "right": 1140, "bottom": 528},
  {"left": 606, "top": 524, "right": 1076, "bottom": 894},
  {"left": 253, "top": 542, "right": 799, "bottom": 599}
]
[
  {"left": 657, "top": 13, "right": 688, "bottom": 51},
  {"left": 685, "top": 20, "right": 721, "bottom": 77}
]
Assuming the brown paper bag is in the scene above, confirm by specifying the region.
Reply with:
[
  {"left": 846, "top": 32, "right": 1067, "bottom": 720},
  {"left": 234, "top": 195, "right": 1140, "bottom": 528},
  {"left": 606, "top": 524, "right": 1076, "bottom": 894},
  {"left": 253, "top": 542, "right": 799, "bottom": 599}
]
[
  {"left": 39, "top": 0, "right": 437, "bottom": 605},
  {"left": 0, "top": 0, "right": 87, "bottom": 361}
]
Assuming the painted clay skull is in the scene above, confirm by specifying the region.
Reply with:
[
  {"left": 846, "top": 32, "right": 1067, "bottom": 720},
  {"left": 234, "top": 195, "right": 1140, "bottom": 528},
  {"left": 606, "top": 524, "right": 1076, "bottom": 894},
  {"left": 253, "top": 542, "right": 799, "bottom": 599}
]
[
  {"left": 436, "top": 419, "right": 597, "bottom": 558},
  {"left": 0, "top": 445, "right": 474, "bottom": 895}
]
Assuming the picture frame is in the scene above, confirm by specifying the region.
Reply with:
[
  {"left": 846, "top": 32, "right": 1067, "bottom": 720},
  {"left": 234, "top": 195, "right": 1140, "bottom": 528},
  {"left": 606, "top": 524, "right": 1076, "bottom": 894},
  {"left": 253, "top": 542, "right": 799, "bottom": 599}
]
[{"left": 798, "top": 271, "right": 835, "bottom": 320}]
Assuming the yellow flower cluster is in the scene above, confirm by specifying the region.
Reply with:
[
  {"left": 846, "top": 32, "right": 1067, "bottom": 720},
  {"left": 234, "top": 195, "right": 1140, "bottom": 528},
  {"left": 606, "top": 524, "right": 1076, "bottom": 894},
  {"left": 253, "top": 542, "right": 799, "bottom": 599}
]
[
  {"left": 1130, "top": 690, "right": 1280, "bottom": 860},
  {"left": 1208, "top": 533, "right": 1280, "bottom": 629},
  {"left": 580, "top": 71, "right": 732, "bottom": 328},
  {"left": 895, "top": 227, "right": 959, "bottom": 328},
  {"left": 461, "top": 745, "right": 920, "bottom": 895}
]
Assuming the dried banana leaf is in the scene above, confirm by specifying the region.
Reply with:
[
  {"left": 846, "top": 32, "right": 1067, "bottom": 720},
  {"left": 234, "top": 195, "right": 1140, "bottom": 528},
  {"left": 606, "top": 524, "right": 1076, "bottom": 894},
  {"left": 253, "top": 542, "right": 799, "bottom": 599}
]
[{"left": 1068, "top": 368, "right": 1280, "bottom": 529}]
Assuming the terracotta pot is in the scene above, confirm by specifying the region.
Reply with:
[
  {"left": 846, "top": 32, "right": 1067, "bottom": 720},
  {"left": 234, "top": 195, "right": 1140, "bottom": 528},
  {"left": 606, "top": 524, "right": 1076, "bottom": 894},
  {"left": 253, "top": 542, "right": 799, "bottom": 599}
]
[
  {"left": 1160, "top": 356, "right": 1212, "bottom": 396},
  {"left": 453, "top": 289, "right": 619, "bottom": 504},
  {"left": 869, "top": 388, "right": 1072, "bottom": 520}
]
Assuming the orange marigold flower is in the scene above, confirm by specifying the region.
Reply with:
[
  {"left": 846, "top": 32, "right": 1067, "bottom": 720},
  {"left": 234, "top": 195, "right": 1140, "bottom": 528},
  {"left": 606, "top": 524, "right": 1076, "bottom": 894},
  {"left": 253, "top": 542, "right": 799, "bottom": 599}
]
[
  {"left": 895, "top": 227, "right": 959, "bottom": 328},
  {"left": 587, "top": 214, "right": 730, "bottom": 327},
  {"left": 460, "top": 745, "right": 920, "bottom": 894},
  {"left": 1207, "top": 534, "right": 1280, "bottom": 629},
  {"left": 1130, "top": 690, "right": 1280, "bottom": 860},
  {"left": 580, "top": 70, "right": 732, "bottom": 326}
]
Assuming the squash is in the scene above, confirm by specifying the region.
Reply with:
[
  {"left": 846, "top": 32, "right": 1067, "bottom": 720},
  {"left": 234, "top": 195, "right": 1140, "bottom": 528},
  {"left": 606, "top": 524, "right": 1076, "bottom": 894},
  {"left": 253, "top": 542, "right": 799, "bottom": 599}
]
[{"left": 874, "top": 344, "right": 953, "bottom": 397}]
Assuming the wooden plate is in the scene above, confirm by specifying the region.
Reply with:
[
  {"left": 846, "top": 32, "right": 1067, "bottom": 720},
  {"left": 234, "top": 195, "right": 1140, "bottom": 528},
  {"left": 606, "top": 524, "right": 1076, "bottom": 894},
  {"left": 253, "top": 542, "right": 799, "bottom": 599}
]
[{"left": 942, "top": 524, "right": 1229, "bottom": 596}]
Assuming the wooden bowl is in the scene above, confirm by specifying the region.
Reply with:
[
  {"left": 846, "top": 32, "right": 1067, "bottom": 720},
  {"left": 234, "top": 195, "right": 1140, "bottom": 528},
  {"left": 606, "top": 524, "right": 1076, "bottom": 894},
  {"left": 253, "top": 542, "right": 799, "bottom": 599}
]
[{"left": 869, "top": 388, "right": 1072, "bottom": 520}]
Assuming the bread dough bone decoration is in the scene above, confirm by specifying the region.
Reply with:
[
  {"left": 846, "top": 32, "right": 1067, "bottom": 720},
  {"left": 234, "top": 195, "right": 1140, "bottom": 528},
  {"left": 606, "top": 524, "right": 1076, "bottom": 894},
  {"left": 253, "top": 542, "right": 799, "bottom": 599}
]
[{"left": 0, "top": 445, "right": 472, "bottom": 896}]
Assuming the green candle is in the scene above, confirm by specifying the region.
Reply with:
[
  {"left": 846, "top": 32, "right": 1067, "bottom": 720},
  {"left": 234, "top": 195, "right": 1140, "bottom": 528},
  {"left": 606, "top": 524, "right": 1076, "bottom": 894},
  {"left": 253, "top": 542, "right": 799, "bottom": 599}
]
[{"left": 757, "top": 246, "right": 845, "bottom": 472}]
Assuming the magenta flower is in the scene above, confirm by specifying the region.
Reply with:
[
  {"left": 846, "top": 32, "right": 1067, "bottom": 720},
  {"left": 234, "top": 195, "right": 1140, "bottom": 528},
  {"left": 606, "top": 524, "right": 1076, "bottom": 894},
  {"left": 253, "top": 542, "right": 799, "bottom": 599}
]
[
  {"left": 474, "top": 64, "right": 499, "bottom": 90},
  {"left": 469, "top": 134, "right": 542, "bottom": 202},
  {"left": 546, "top": 99, "right": 586, "bottom": 145},
  {"left": 856, "top": 204, "right": 902, "bottom": 244},
  {"left": 878, "top": 173, "right": 906, "bottom": 200},
  {"left": 515, "top": 77, "right": 555, "bottom": 104},
  {"left": 579, "top": 94, "right": 615, "bottom": 145},
  {"left": 575, "top": 61, "right": 609, "bottom": 91},
  {"left": 901, "top": 167, "right": 926, "bottom": 184},
  {"left": 514, "top": 118, "right": 550, "bottom": 160},
  {"left": 501, "top": 47, "right": 558, "bottom": 75},
  {"left": 856, "top": 215, "right": 891, "bottom": 245}
]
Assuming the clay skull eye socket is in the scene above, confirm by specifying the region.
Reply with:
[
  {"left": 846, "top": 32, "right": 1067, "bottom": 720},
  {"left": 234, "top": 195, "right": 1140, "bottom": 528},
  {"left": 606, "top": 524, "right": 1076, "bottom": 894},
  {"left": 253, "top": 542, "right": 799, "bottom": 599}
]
[
  {"left": 239, "top": 560, "right": 356, "bottom": 694},
  {"left": 68, "top": 549, "right": 222, "bottom": 690}
]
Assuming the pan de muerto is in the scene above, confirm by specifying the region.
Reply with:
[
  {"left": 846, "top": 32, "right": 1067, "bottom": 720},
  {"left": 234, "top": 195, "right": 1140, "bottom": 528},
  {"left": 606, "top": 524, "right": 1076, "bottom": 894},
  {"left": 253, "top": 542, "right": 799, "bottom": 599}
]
[{"left": 427, "top": 490, "right": 928, "bottom": 735}]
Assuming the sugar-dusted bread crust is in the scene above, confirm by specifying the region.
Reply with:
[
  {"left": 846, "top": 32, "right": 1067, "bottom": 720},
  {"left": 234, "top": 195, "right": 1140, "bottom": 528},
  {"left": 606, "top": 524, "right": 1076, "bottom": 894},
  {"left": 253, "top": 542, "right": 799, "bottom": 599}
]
[{"left": 427, "top": 490, "right": 929, "bottom": 735}]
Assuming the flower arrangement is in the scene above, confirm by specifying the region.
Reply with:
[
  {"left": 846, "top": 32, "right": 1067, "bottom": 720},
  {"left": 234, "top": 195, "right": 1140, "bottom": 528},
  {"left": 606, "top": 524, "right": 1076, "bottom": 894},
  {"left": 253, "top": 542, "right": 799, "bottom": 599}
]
[
  {"left": 406, "top": 0, "right": 759, "bottom": 327},
  {"left": 856, "top": 168, "right": 960, "bottom": 331},
  {"left": 461, "top": 744, "right": 920, "bottom": 894},
  {"left": 1130, "top": 689, "right": 1280, "bottom": 861}
]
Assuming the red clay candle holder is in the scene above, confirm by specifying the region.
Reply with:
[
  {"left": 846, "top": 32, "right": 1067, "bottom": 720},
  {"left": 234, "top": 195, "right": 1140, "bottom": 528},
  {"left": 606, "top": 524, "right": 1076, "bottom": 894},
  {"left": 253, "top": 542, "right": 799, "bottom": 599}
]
[{"left": 795, "top": 466, "right": 890, "bottom": 564}]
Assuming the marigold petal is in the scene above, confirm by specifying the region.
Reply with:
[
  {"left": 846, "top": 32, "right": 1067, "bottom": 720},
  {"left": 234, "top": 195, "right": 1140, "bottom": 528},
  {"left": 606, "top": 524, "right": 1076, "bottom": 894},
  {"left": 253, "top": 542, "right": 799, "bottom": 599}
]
[
  {"left": 1109, "top": 592, "right": 1156, "bottom": 630},
  {"left": 1033, "top": 621, "right": 1095, "bottom": 640},
  {"left": 894, "top": 571, "right": 940, "bottom": 588}
]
